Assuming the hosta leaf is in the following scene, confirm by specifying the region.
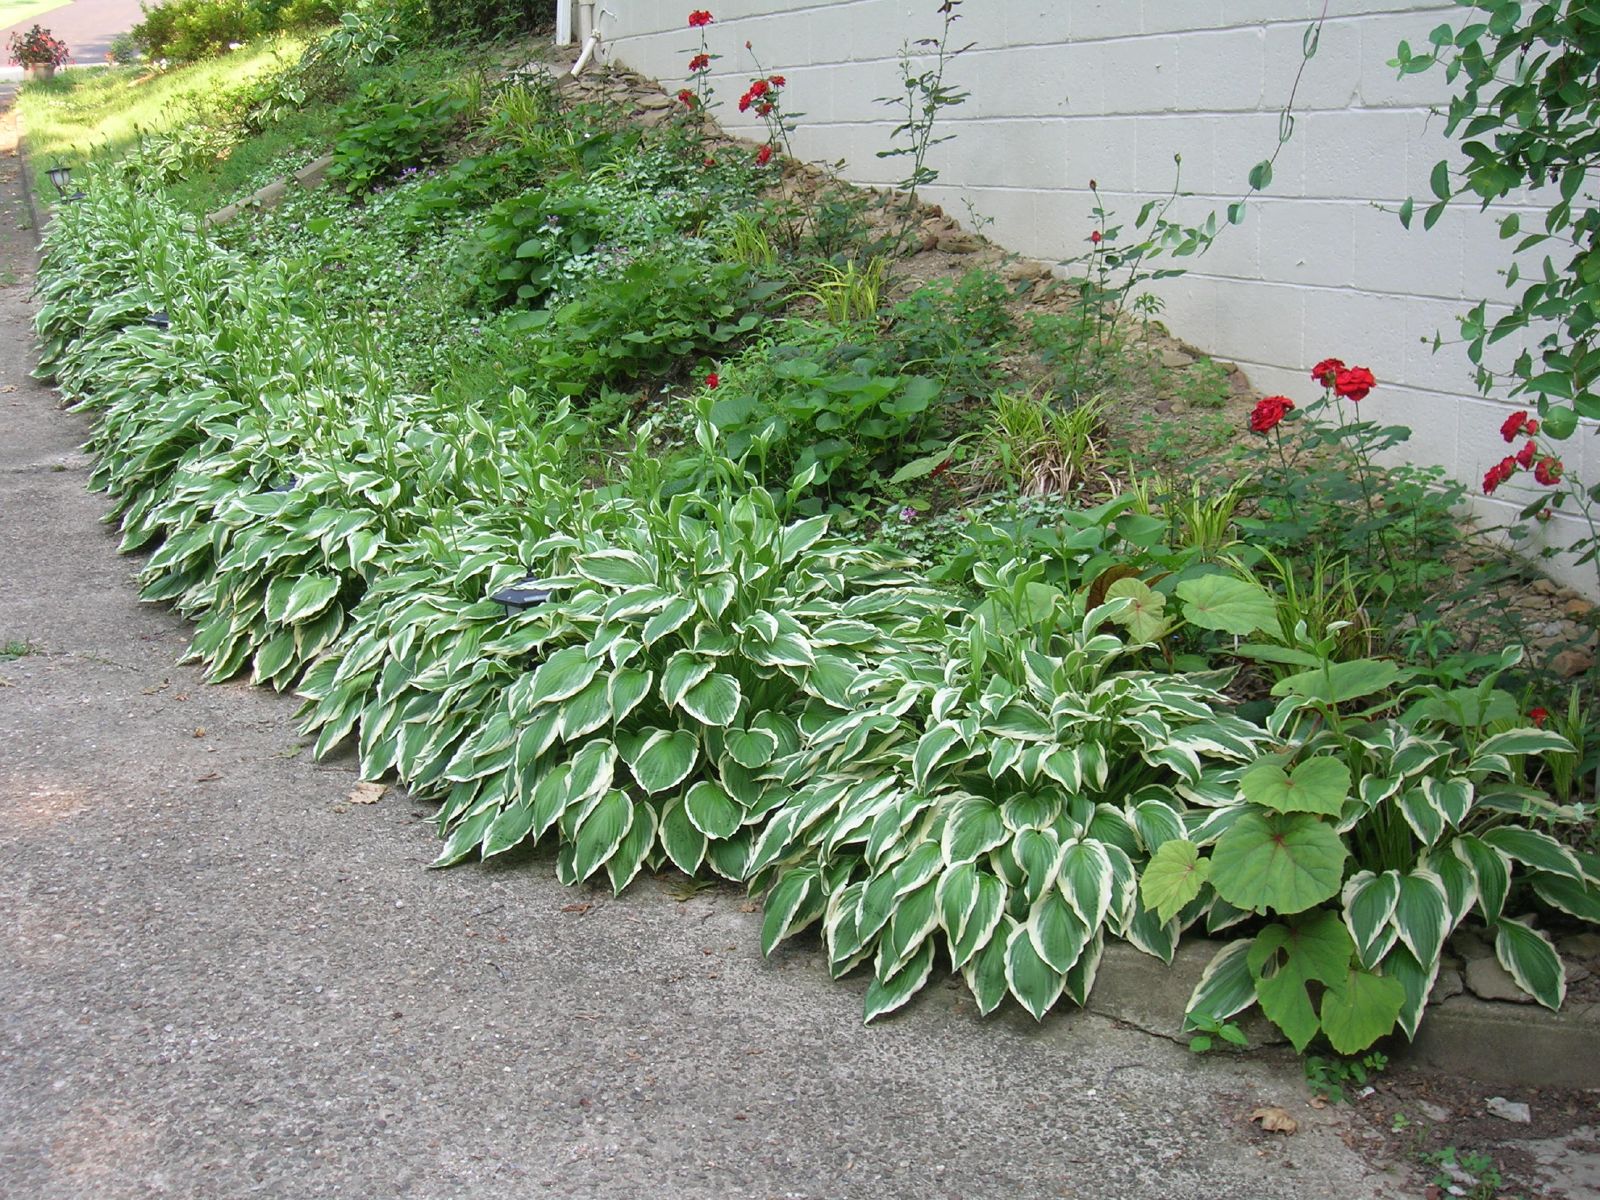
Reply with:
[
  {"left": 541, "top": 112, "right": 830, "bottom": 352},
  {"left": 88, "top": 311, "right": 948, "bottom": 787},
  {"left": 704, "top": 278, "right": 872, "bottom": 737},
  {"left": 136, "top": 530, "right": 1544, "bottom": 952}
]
[
  {"left": 684, "top": 779, "right": 742, "bottom": 840},
  {"left": 1240, "top": 757, "right": 1349, "bottom": 816},
  {"left": 863, "top": 939, "right": 936, "bottom": 1023},
  {"left": 429, "top": 798, "right": 498, "bottom": 868},
  {"left": 1454, "top": 834, "right": 1510, "bottom": 921},
  {"left": 1209, "top": 810, "right": 1347, "bottom": 915},
  {"left": 565, "top": 738, "right": 618, "bottom": 808},
  {"left": 1493, "top": 918, "right": 1566, "bottom": 1010},
  {"left": 1005, "top": 920, "right": 1066, "bottom": 1020},
  {"left": 1124, "top": 897, "right": 1179, "bottom": 964},
  {"left": 680, "top": 672, "right": 742, "bottom": 727},
  {"left": 1392, "top": 870, "right": 1449, "bottom": 968},
  {"left": 699, "top": 572, "right": 737, "bottom": 619},
  {"left": 880, "top": 880, "right": 940, "bottom": 975},
  {"left": 272, "top": 573, "right": 341, "bottom": 626},
  {"left": 936, "top": 863, "right": 980, "bottom": 943},
  {"left": 912, "top": 722, "right": 968, "bottom": 791},
  {"left": 949, "top": 870, "right": 1006, "bottom": 968},
  {"left": 1012, "top": 828, "right": 1062, "bottom": 902},
  {"left": 1057, "top": 840, "right": 1113, "bottom": 931},
  {"left": 1480, "top": 826, "right": 1584, "bottom": 882},
  {"left": 1319, "top": 965, "right": 1406, "bottom": 1054},
  {"left": 1341, "top": 870, "right": 1401, "bottom": 970},
  {"left": 1396, "top": 785, "right": 1447, "bottom": 846},
  {"left": 704, "top": 827, "right": 753, "bottom": 880},
  {"left": 481, "top": 801, "right": 537, "bottom": 859},
  {"left": 530, "top": 762, "right": 573, "bottom": 839},
  {"left": 558, "top": 675, "right": 613, "bottom": 741},
  {"left": 1062, "top": 930, "right": 1104, "bottom": 1007},
  {"left": 572, "top": 789, "right": 634, "bottom": 881},
  {"left": 941, "top": 797, "right": 1007, "bottom": 867},
  {"left": 641, "top": 596, "right": 696, "bottom": 647},
  {"left": 725, "top": 726, "right": 779, "bottom": 769},
  {"left": 528, "top": 645, "right": 602, "bottom": 706},
  {"left": 1475, "top": 728, "right": 1577, "bottom": 758},
  {"left": 1427, "top": 848, "right": 1479, "bottom": 928},
  {"left": 1140, "top": 838, "right": 1211, "bottom": 923},
  {"left": 963, "top": 915, "right": 1015, "bottom": 1015},
  {"left": 1175, "top": 575, "right": 1278, "bottom": 636},
  {"left": 1028, "top": 891, "right": 1089, "bottom": 974},
  {"left": 605, "top": 800, "right": 658, "bottom": 894},
  {"left": 660, "top": 651, "right": 714, "bottom": 709},
  {"left": 575, "top": 549, "right": 655, "bottom": 588},
  {"left": 660, "top": 796, "right": 707, "bottom": 875},
  {"left": 1380, "top": 943, "right": 1436, "bottom": 1041},
  {"left": 762, "top": 867, "right": 822, "bottom": 955},
  {"left": 1422, "top": 776, "right": 1473, "bottom": 828},
  {"left": 1530, "top": 871, "right": 1600, "bottom": 923},
  {"left": 780, "top": 514, "right": 830, "bottom": 564},
  {"left": 1186, "top": 939, "right": 1259, "bottom": 1027},
  {"left": 625, "top": 728, "right": 700, "bottom": 794},
  {"left": 608, "top": 666, "right": 653, "bottom": 724}
]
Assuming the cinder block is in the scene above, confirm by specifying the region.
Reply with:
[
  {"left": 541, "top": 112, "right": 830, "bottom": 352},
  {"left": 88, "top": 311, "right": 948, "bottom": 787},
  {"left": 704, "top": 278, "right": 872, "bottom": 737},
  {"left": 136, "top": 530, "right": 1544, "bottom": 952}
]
[
  {"left": 1141, "top": 0, "right": 1227, "bottom": 36},
  {"left": 1172, "top": 27, "right": 1266, "bottom": 113}
]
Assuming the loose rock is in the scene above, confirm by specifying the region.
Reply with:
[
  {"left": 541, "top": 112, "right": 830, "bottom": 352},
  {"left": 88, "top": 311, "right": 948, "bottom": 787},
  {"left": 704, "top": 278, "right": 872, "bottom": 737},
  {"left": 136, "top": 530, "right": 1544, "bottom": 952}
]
[
  {"left": 1464, "top": 956, "right": 1534, "bottom": 1003},
  {"left": 1485, "top": 1097, "right": 1532, "bottom": 1124}
]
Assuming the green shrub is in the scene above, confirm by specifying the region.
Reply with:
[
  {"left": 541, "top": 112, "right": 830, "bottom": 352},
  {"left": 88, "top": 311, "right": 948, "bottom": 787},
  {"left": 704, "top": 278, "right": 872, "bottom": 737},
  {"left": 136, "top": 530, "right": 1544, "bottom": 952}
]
[
  {"left": 327, "top": 88, "right": 471, "bottom": 193},
  {"left": 133, "top": 0, "right": 335, "bottom": 62},
  {"left": 886, "top": 268, "right": 1016, "bottom": 399}
]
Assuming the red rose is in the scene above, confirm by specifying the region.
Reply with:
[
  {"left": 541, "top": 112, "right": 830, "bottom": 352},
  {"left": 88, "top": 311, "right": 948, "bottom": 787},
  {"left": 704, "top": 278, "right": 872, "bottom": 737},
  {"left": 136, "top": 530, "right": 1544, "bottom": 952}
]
[
  {"left": 755, "top": 144, "right": 773, "bottom": 166},
  {"left": 705, "top": 373, "right": 719, "bottom": 389},
  {"left": 1515, "top": 438, "right": 1537, "bottom": 468},
  {"left": 757, "top": 101, "right": 773, "bottom": 115},
  {"left": 677, "top": 89, "right": 696, "bottom": 107},
  {"left": 1310, "top": 358, "right": 1345, "bottom": 387},
  {"left": 688, "top": 52, "right": 710, "bottom": 72},
  {"left": 1527, "top": 419, "right": 1540, "bottom": 435},
  {"left": 1500, "top": 410, "right": 1530, "bottom": 442},
  {"left": 702, "top": 156, "right": 716, "bottom": 167},
  {"left": 1090, "top": 230, "right": 1102, "bottom": 245},
  {"left": 688, "top": 10, "right": 713, "bottom": 27},
  {"left": 749, "top": 79, "right": 769, "bottom": 97},
  {"left": 1535, "top": 456, "right": 1564, "bottom": 486},
  {"left": 1483, "top": 455, "right": 1517, "bottom": 494},
  {"left": 769, "top": 75, "right": 785, "bottom": 87},
  {"left": 1530, "top": 706, "right": 1550, "bottom": 727},
  {"left": 1334, "top": 365, "right": 1376, "bottom": 401},
  {"left": 738, "top": 92, "right": 752, "bottom": 112},
  {"left": 1249, "top": 395, "right": 1294, "bottom": 434}
]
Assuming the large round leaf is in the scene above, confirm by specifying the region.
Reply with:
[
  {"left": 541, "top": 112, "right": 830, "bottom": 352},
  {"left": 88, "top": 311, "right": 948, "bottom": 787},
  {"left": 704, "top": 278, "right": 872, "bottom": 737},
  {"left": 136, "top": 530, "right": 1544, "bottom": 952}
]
[{"left": 1209, "top": 810, "right": 1346, "bottom": 915}]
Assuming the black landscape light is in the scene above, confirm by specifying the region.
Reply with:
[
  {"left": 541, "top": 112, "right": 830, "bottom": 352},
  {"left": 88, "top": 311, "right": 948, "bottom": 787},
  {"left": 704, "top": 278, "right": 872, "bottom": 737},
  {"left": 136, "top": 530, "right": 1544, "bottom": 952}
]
[
  {"left": 144, "top": 310, "right": 171, "bottom": 330},
  {"left": 492, "top": 573, "right": 553, "bottom": 617},
  {"left": 46, "top": 163, "right": 85, "bottom": 202}
]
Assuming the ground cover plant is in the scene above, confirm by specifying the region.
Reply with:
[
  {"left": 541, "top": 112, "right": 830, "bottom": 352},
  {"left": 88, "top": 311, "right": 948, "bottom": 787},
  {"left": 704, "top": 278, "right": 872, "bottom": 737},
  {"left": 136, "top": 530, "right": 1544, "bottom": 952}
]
[{"left": 22, "top": 2, "right": 1600, "bottom": 1063}]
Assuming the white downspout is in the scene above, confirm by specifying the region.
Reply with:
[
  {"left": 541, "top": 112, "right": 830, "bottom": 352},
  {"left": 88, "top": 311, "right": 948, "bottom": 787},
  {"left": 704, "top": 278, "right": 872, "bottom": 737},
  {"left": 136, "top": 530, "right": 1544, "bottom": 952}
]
[
  {"left": 577, "top": 2, "right": 596, "bottom": 42},
  {"left": 569, "top": 4, "right": 608, "bottom": 78},
  {"left": 555, "top": 0, "right": 573, "bottom": 46}
]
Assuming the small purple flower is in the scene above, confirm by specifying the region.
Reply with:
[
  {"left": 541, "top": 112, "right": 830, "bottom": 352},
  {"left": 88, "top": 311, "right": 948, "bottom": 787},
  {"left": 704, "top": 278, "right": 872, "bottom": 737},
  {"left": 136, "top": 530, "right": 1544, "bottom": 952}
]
[{"left": 899, "top": 506, "right": 917, "bottom": 522}]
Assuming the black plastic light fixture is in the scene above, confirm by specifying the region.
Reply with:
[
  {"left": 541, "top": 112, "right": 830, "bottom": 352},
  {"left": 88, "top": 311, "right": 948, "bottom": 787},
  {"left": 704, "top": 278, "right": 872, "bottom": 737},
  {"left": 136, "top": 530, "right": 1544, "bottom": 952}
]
[
  {"left": 144, "top": 310, "right": 171, "bottom": 330},
  {"left": 491, "top": 573, "right": 553, "bottom": 617}
]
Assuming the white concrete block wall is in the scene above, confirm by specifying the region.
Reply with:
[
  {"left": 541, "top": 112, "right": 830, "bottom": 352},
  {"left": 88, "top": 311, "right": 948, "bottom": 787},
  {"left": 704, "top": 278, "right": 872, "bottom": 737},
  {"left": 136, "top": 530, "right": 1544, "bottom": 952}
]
[{"left": 599, "top": 0, "right": 1599, "bottom": 596}]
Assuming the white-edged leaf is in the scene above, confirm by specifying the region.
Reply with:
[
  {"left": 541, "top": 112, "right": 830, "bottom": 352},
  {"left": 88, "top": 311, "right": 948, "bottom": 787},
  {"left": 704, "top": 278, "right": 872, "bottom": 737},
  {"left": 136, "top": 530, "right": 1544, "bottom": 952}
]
[
  {"left": 1493, "top": 918, "right": 1566, "bottom": 1010},
  {"left": 1340, "top": 870, "right": 1401, "bottom": 970}
]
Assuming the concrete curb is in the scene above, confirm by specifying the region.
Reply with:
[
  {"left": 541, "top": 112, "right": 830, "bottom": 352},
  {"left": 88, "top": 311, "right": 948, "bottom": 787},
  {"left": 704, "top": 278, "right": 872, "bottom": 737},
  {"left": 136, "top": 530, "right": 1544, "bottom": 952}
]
[{"left": 1086, "top": 940, "right": 1600, "bottom": 1089}]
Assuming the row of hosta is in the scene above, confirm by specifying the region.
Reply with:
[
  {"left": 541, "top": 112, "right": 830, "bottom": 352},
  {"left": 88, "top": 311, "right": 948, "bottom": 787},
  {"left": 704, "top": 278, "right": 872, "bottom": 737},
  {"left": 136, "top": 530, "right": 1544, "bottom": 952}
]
[{"left": 33, "top": 170, "right": 1600, "bottom": 1053}]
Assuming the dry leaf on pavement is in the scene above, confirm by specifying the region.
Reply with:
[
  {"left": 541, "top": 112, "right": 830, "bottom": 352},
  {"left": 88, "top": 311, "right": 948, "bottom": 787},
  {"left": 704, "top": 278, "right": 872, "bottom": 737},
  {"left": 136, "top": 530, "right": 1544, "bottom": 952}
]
[
  {"left": 348, "top": 782, "right": 386, "bottom": 805},
  {"left": 1250, "top": 1106, "right": 1298, "bottom": 1134}
]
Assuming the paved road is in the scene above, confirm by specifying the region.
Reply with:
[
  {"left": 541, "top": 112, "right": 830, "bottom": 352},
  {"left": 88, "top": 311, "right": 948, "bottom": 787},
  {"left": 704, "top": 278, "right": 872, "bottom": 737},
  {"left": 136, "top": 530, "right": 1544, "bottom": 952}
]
[
  {"left": 0, "top": 95, "right": 1410, "bottom": 1199},
  {"left": 2, "top": 0, "right": 141, "bottom": 75}
]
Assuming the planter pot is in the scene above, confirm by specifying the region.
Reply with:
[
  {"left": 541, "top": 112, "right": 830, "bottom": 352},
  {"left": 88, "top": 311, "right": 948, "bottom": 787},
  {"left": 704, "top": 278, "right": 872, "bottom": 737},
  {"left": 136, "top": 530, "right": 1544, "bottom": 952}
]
[{"left": 22, "top": 64, "right": 56, "bottom": 82}]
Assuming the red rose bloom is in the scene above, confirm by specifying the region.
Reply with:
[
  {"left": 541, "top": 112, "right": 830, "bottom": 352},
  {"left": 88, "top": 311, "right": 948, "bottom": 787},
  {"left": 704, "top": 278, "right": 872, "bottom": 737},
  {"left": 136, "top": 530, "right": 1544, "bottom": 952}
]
[
  {"left": 1515, "top": 438, "right": 1537, "bottom": 468},
  {"left": 1311, "top": 358, "right": 1345, "bottom": 387},
  {"left": 1483, "top": 455, "right": 1518, "bottom": 494},
  {"left": 755, "top": 144, "right": 774, "bottom": 166},
  {"left": 688, "top": 52, "right": 710, "bottom": 72},
  {"left": 705, "top": 373, "right": 719, "bottom": 389},
  {"left": 1500, "top": 410, "right": 1530, "bottom": 442},
  {"left": 1535, "top": 456, "right": 1564, "bottom": 486},
  {"left": 677, "top": 89, "right": 696, "bottom": 107},
  {"left": 1249, "top": 395, "right": 1294, "bottom": 434},
  {"left": 688, "top": 10, "right": 713, "bottom": 27},
  {"left": 748, "top": 79, "right": 769, "bottom": 97},
  {"left": 1090, "top": 230, "right": 1102, "bottom": 244},
  {"left": 1334, "top": 365, "right": 1376, "bottom": 401},
  {"left": 738, "top": 93, "right": 752, "bottom": 112},
  {"left": 1527, "top": 419, "right": 1540, "bottom": 435},
  {"left": 757, "top": 101, "right": 773, "bottom": 116},
  {"left": 769, "top": 75, "right": 785, "bottom": 87},
  {"left": 1530, "top": 707, "right": 1550, "bottom": 727}
]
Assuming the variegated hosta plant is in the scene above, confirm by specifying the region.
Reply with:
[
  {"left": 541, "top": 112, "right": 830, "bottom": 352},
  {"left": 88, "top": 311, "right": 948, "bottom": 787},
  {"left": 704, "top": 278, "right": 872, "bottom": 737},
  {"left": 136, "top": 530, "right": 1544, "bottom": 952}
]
[
  {"left": 1144, "top": 636, "right": 1595, "bottom": 1054},
  {"left": 747, "top": 572, "right": 1270, "bottom": 1022},
  {"left": 307, "top": 454, "right": 952, "bottom": 892}
]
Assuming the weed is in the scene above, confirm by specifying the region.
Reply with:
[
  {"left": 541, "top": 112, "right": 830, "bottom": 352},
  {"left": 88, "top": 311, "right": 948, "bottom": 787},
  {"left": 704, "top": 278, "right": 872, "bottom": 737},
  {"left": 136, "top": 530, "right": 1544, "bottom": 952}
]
[
  {"left": 800, "top": 256, "right": 887, "bottom": 327},
  {"left": 971, "top": 389, "right": 1103, "bottom": 497},
  {"left": 1303, "top": 1052, "right": 1387, "bottom": 1105},
  {"left": 1, "top": 639, "right": 39, "bottom": 659}
]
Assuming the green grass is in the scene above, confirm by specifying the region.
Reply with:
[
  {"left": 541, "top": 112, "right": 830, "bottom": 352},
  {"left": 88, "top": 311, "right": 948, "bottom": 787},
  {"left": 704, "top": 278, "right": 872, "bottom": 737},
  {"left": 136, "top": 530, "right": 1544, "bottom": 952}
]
[
  {"left": 0, "top": 0, "right": 74, "bottom": 33},
  {"left": 17, "top": 37, "right": 314, "bottom": 207}
]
